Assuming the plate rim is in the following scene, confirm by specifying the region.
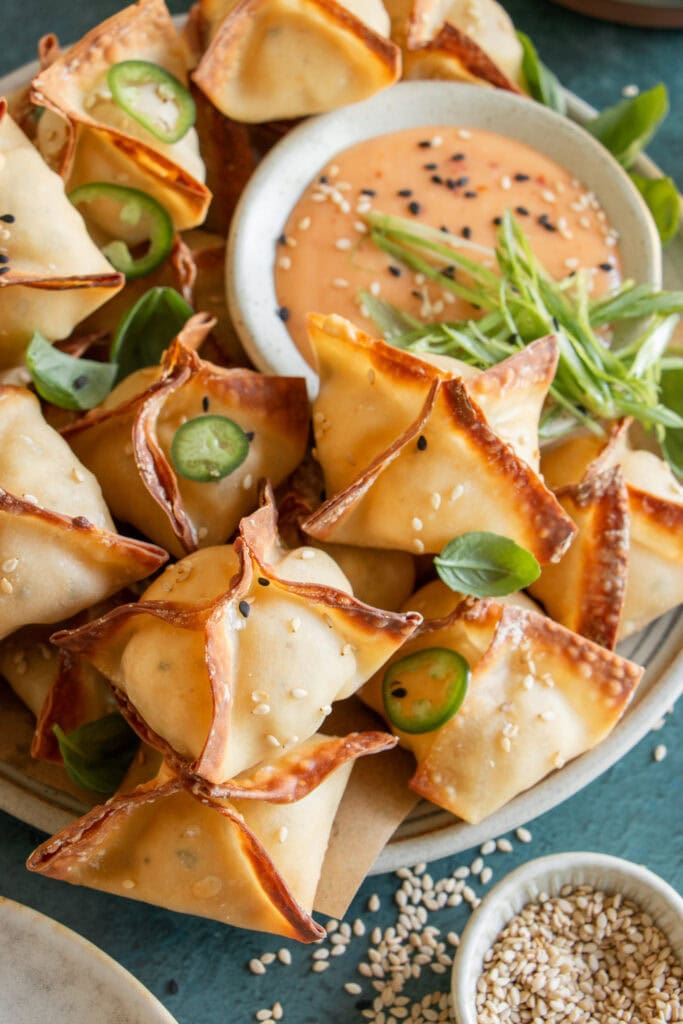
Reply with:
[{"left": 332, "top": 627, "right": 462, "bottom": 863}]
[{"left": 0, "top": 44, "right": 681, "bottom": 874}]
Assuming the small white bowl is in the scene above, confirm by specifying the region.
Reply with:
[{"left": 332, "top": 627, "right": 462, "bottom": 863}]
[
  {"left": 451, "top": 851, "right": 683, "bottom": 1024},
  {"left": 227, "top": 80, "right": 662, "bottom": 396}
]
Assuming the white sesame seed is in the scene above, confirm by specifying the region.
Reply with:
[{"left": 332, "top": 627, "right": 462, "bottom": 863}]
[
  {"left": 470, "top": 857, "right": 484, "bottom": 875},
  {"left": 242, "top": 474, "right": 253, "bottom": 490},
  {"left": 1, "top": 558, "right": 18, "bottom": 574},
  {"left": 516, "top": 826, "right": 532, "bottom": 843},
  {"left": 277, "top": 948, "right": 292, "bottom": 965},
  {"left": 333, "top": 277, "right": 349, "bottom": 288},
  {"left": 290, "top": 688, "right": 308, "bottom": 699},
  {"left": 70, "top": 467, "right": 85, "bottom": 483},
  {"left": 345, "top": 982, "right": 363, "bottom": 995},
  {"left": 413, "top": 538, "right": 425, "bottom": 554},
  {"left": 458, "top": 129, "right": 472, "bottom": 139},
  {"left": 260, "top": 953, "right": 276, "bottom": 965},
  {"left": 653, "top": 744, "right": 667, "bottom": 762},
  {"left": 335, "top": 238, "right": 352, "bottom": 251},
  {"left": 278, "top": 826, "right": 288, "bottom": 843},
  {"left": 480, "top": 840, "right": 495, "bottom": 856},
  {"left": 272, "top": 1004, "right": 283, "bottom": 1021},
  {"left": 0, "top": 577, "right": 13, "bottom": 595},
  {"left": 501, "top": 175, "right": 512, "bottom": 191},
  {"left": 265, "top": 735, "right": 281, "bottom": 748},
  {"left": 249, "top": 959, "right": 266, "bottom": 975},
  {"left": 411, "top": 517, "right": 423, "bottom": 532},
  {"left": 277, "top": 255, "right": 291, "bottom": 270},
  {"left": 368, "top": 894, "right": 381, "bottom": 912},
  {"left": 288, "top": 617, "right": 301, "bottom": 633},
  {"left": 312, "top": 961, "right": 329, "bottom": 973},
  {"left": 252, "top": 703, "right": 271, "bottom": 716},
  {"left": 353, "top": 919, "right": 366, "bottom": 936},
  {"left": 255, "top": 1009, "right": 272, "bottom": 1021},
  {"left": 480, "top": 867, "right": 493, "bottom": 885},
  {"left": 298, "top": 216, "right": 311, "bottom": 230},
  {"left": 622, "top": 83, "right": 639, "bottom": 97},
  {"left": 320, "top": 704, "right": 333, "bottom": 715}
]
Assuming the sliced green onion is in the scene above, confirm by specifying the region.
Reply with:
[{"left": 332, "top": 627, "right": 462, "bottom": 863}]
[
  {"left": 434, "top": 532, "right": 541, "bottom": 598},
  {"left": 69, "top": 182, "right": 173, "bottom": 280},
  {"left": 108, "top": 60, "right": 196, "bottom": 144},
  {"left": 53, "top": 713, "right": 138, "bottom": 794},
  {"left": 171, "top": 415, "right": 250, "bottom": 482},
  {"left": 382, "top": 648, "right": 470, "bottom": 734},
  {"left": 26, "top": 331, "right": 117, "bottom": 411},
  {"left": 111, "top": 286, "right": 193, "bottom": 382}
]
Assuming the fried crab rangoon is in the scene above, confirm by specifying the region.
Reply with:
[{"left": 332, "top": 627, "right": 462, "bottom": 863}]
[
  {"left": 30, "top": 0, "right": 210, "bottom": 234},
  {"left": 530, "top": 421, "right": 683, "bottom": 647},
  {"left": 52, "top": 489, "right": 421, "bottom": 784},
  {"left": 362, "top": 580, "right": 643, "bottom": 823},
  {"left": 0, "top": 100, "right": 123, "bottom": 370},
  {"left": 61, "top": 316, "right": 310, "bottom": 557},
  {"left": 302, "top": 314, "right": 576, "bottom": 562},
  {"left": 27, "top": 730, "right": 396, "bottom": 940},
  {"left": 0, "top": 386, "right": 167, "bottom": 642}
]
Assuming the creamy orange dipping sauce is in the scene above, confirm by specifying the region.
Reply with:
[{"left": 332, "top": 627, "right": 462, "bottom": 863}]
[{"left": 275, "top": 125, "right": 622, "bottom": 359}]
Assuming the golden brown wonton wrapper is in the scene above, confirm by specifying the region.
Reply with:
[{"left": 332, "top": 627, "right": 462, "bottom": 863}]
[
  {"left": 0, "top": 100, "right": 123, "bottom": 370},
  {"left": 302, "top": 314, "right": 575, "bottom": 562},
  {"left": 193, "top": 0, "right": 401, "bottom": 123},
  {"left": 52, "top": 488, "right": 421, "bottom": 784},
  {"left": 0, "top": 621, "right": 115, "bottom": 762},
  {"left": 30, "top": 0, "right": 210, "bottom": 233},
  {"left": 277, "top": 458, "right": 416, "bottom": 611},
  {"left": 62, "top": 318, "right": 309, "bottom": 556},
  {"left": 531, "top": 422, "right": 683, "bottom": 645},
  {"left": 27, "top": 730, "right": 394, "bottom": 940},
  {"left": 0, "top": 386, "right": 166, "bottom": 641},
  {"left": 362, "top": 580, "right": 643, "bottom": 823}
]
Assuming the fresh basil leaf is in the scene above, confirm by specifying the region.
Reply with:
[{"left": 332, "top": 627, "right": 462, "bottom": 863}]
[
  {"left": 659, "top": 365, "right": 683, "bottom": 479},
  {"left": 53, "top": 713, "right": 139, "bottom": 794},
  {"left": 111, "top": 286, "right": 193, "bottom": 382},
  {"left": 26, "top": 332, "right": 117, "bottom": 411},
  {"left": 586, "top": 84, "right": 668, "bottom": 169},
  {"left": 434, "top": 532, "right": 541, "bottom": 598},
  {"left": 630, "top": 172, "right": 680, "bottom": 245},
  {"left": 517, "top": 32, "right": 566, "bottom": 115}
]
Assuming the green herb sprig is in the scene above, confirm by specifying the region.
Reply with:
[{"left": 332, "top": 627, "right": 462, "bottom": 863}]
[
  {"left": 361, "top": 210, "right": 683, "bottom": 453},
  {"left": 434, "top": 532, "right": 541, "bottom": 598},
  {"left": 53, "top": 713, "right": 139, "bottom": 793}
]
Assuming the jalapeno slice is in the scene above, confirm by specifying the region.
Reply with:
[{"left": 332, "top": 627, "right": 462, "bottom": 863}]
[
  {"left": 382, "top": 648, "right": 470, "bottom": 734},
  {"left": 171, "top": 415, "right": 250, "bottom": 482},
  {"left": 69, "top": 183, "right": 173, "bottom": 280},
  {"left": 108, "top": 60, "right": 196, "bottom": 144}
]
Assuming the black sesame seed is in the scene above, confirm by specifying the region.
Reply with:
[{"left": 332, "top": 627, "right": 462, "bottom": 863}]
[
  {"left": 257, "top": 577, "right": 270, "bottom": 587},
  {"left": 238, "top": 600, "right": 251, "bottom": 618},
  {"left": 202, "top": 395, "right": 210, "bottom": 412},
  {"left": 451, "top": 153, "right": 465, "bottom": 161},
  {"left": 446, "top": 179, "right": 457, "bottom": 190},
  {"left": 599, "top": 262, "right": 613, "bottom": 271},
  {"left": 568, "top": 270, "right": 577, "bottom": 278},
  {"left": 408, "top": 201, "right": 421, "bottom": 215},
  {"left": 391, "top": 686, "right": 408, "bottom": 698},
  {"left": 538, "top": 214, "right": 557, "bottom": 231},
  {"left": 397, "top": 188, "right": 413, "bottom": 197},
  {"left": 430, "top": 175, "right": 443, "bottom": 185},
  {"left": 440, "top": 225, "right": 450, "bottom": 233},
  {"left": 167, "top": 980, "right": 179, "bottom": 995},
  {"left": 441, "top": 266, "right": 456, "bottom": 279},
  {"left": 417, "top": 435, "right": 428, "bottom": 451},
  {"left": 552, "top": 317, "right": 560, "bottom": 330},
  {"left": 464, "top": 191, "right": 477, "bottom": 199},
  {"left": 361, "top": 188, "right": 376, "bottom": 196},
  {"left": 0, "top": 214, "right": 15, "bottom": 224},
  {"left": 277, "top": 233, "right": 287, "bottom": 246},
  {"left": 424, "top": 162, "right": 438, "bottom": 170},
  {"left": 514, "top": 173, "right": 530, "bottom": 182},
  {"left": 515, "top": 206, "right": 529, "bottom": 216},
  {"left": 418, "top": 140, "right": 432, "bottom": 148},
  {"left": 411, "top": 290, "right": 424, "bottom": 299},
  {"left": 0, "top": 254, "right": 8, "bottom": 264},
  {"left": 388, "top": 265, "right": 402, "bottom": 277},
  {"left": 493, "top": 216, "right": 503, "bottom": 226},
  {"left": 319, "top": 489, "right": 327, "bottom": 502},
  {"left": 462, "top": 227, "right": 472, "bottom": 239},
  {"left": 318, "top": 175, "right": 328, "bottom": 184},
  {"left": 455, "top": 176, "right": 469, "bottom": 187},
  {"left": 0, "top": 266, "right": 9, "bottom": 276},
  {"left": 277, "top": 306, "right": 290, "bottom": 321},
  {"left": 508, "top": 332, "right": 521, "bottom": 345},
  {"left": 246, "top": 431, "right": 255, "bottom": 441},
  {"left": 73, "top": 374, "right": 88, "bottom": 390}
]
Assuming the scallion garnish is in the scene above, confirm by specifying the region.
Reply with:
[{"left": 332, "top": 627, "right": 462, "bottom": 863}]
[{"left": 361, "top": 210, "right": 683, "bottom": 458}]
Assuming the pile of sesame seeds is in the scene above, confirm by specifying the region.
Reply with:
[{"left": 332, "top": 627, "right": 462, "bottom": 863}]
[
  {"left": 476, "top": 885, "right": 682, "bottom": 1024},
  {"left": 249, "top": 827, "right": 536, "bottom": 1024}
]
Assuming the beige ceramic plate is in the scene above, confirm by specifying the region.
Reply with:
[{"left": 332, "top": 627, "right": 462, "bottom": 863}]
[
  {"left": 0, "top": 896, "right": 178, "bottom": 1024},
  {"left": 0, "top": 50, "right": 681, "bottom": 872}
]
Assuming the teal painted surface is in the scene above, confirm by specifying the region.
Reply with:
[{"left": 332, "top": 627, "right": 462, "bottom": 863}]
[{"left": 0, "top": 3, "right": 681, "bottom": 1021}]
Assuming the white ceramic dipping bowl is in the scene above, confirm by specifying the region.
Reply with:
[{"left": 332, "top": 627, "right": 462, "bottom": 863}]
[
  {"left": 451, "top": 851, "right": 683, "bottom": 1024},
  {"left": 227, "top": 80, "right": 662, "bottom": 397}
]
